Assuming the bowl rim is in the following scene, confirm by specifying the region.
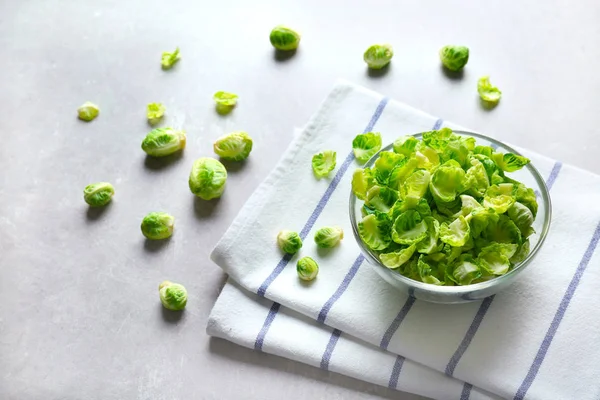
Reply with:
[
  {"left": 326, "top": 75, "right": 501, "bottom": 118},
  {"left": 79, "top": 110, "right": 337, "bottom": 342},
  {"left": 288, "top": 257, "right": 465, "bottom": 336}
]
[{"left": 349, "top": 129, "right": 552, "bottom": 294}]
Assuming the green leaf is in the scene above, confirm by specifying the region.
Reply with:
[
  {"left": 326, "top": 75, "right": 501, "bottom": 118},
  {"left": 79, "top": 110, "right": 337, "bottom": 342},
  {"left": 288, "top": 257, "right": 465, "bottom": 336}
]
[
  {"left": 400, "top": 169, "right": 431, "bottom": 200},
  {"left": 429, "top": 160, "right": 467, "bottom": 203},
  {"left": 451, "top": 254, "right": 481, "bottom": 285},
  {"left": 352, "top": 132, "right": 382, "bottom": 163},
  {"left": 380, "top": 244, "right": 417, "bottom": 269},
  {"left": 312, "top": 150, "right": 337, "bottom": 178},
  {"left": 388, "top": 156, "right": 418, "bottom": 190},
  {"left": 161, "top": 47, "right": 181, "bottom": 69},
  {"left": 213, "top": 131, "right": 253, "bottom": 161},
  {"left": 393, "top": 136, "right": 418, "bottom": 156},
  {"left": 358, "top": 213, "right": 392, "bottom": 251},
  {"left": 477, "top": 76, "right": 502, "bottom": 105},
  {"left": 483, "top": 183, "right": 516, "bottom": 214},
  {"left": 440, "top": 215, "right": 470, "bottom": 247},
  {"left": 391, "top": 210, "right": 428, "bottom": 245},
  {"left": 374, "top": 151, "right": 404, "bottom": 183},
  {"left": 484, "top": 215, "right": 522, "bottom": 245},
  {"left": 416, "top": 216, "right": 440, "bottom": 254},
  {"left": 492, "top": 152, "right": 530, "bottom": 172},
  {"left": 464, "top": 159, "right": 490, "bottom": 198},
  {"left": 477, "top": 242, "right": 518, "bottom": 275},
  {"left": 352, "top": 168, "right": 376, "bottom": 200},
  {"left": 514, "top": 183, "right": 538, "bottom": 217},
  {"left": 366, "top": 186, "right": 399, "bottom": 213},
  {"left": 507, "top": 202, "right": 535, "bottom": 238}
]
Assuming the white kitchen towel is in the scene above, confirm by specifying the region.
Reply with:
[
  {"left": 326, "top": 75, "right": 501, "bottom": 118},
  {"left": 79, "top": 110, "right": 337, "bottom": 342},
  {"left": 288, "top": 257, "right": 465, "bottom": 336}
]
[
  {"left": 209, "top": 81, "right": 600, "bottom": 400},
  {"left": 208, "top": 279, "right": 501, "bottom": 400}
]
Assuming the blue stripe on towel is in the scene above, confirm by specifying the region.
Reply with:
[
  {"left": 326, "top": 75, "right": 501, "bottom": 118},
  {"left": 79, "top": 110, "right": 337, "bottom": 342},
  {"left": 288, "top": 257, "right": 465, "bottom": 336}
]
[
  {"left": 320, "top": 329, "right": 342, "bottom": 370},
  {"left": 317, "top": 254, "right": 365, "bottom": 323}
]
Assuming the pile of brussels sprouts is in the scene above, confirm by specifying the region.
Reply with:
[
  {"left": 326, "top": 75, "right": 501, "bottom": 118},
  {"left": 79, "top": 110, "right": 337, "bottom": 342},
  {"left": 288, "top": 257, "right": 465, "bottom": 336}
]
[
  {"left": 78, "top": 25, "right": 509, "bottom": 306},
  {"left": 351, "top": 128, "right": 537, "bottom": 286}
]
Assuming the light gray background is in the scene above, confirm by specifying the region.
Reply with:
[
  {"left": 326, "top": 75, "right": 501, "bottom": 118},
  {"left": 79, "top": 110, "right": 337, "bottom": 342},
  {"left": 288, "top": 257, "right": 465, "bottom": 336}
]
[{"left": 1, "top": 1, "right": 599, "bottom": 399}]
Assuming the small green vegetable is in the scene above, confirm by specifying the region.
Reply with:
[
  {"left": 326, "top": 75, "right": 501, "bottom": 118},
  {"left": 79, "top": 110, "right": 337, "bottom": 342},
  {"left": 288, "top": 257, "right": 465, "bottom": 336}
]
[
  {"left": 277, "top": 230, "right": 303, "bottom": 254},
  {"left": 141, "top": 212, "right": 174, "bottom": 240},
  {"left": 477, "top": 76, "right": 502, "bottom": 105},
  {"left": 147, "top": 103, "right": 166, "bottom": 125},
  {"left": 213, "top": 91, "right": 239, "bottom": 114},
  {"left": 439, "top": 45, "right": 469, "bottom": 71},
  {"left": 269, "top": 25, "right": 301, "bottom": 51},
  {"left": 352, "top": 132, "right": 382, "bottom": 163},
  {"left": 161, "top": 47, "right": 181, "bottom": 69},
  {"left": 141, "top": 127, "right": 186, "bottom": 157},
  {"left": 363, "top": 44, "right": 393, "bottom": 69},
  {"left": 297, "top": 257, "right": 318, "bottom": 281},
  {"left": 314, "top": 226, "right": 344, "bottom": 248},
  {"left": 77, "top": 102, "right": 100, "bottom": 121},
  {"left": 189, "top": 157, "right": 227, "bottom": 200},
  {"left": 351, "top": 128, "right": 538, "bottom": 286},
  {"left": 159, "top": 281, "right": 187, "bottom": 310},
  {"left": 83, "top": 182, "right": 114, "bottom": 207},
  {"left": 213, "top": 132, "right": 253, "bottom": 161},
  {"left": 312, "top": 151, "right": 337, "bottom": 178}
]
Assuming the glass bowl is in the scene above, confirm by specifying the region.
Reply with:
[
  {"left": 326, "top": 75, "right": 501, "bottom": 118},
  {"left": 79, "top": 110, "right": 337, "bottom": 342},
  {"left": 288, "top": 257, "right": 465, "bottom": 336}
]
[{"left": 349, "top": 130, "right": 552, "bottom": 304}]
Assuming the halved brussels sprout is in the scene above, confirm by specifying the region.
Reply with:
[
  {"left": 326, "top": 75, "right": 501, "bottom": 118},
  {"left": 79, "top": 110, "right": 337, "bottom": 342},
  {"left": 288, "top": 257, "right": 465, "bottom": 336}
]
[
  {"left": 78, "top": 102, "right": 100, "bottom": 122},
  {"left": 363, "top": 44, "right": 393, "bottom": 69},
  {"left": 141, "top": 212, "right": 174, "bottom": 240},
  {"left": 352, "top": 132, "right": 382, "bottom": 163},
  {"left": 141, "top": 127, "right": 186, "bottom": 157},
  {"left": 297, "top": 257, "right": 318, "bottom": 281},
  {"left": 189, "top": 158, "right": 227, "bottom": 200},
  {"left": 477, "top": 76, "right": 502, "bottom": 105},
  {"left": 83, "top": 182, "right": 114, "bottom": 207},
  {"left": 277, "top": 230, "right": 303, "bottom": 254},
  {"left": 269, "top": 25, "right": 301, "bottom": 51},
  {"left": 314, "top": 226, "right": 343, "bottom": 248},
  {"left": 159, "top": 281, "right": 187, "bottom": 310},
  {"left": 161, "top": 47, "right": 181, "bottom": 69},
  {"left": 213, "top": 91, "right": 239, "bottom": 114},
  {"left": 312, "top": 151, "right": 337, "bottom": 178},
  {"left": 213, "top": 131, "right": 253, "bottom": 161},
  {"left": 358, "top": 213, "right": 391, "bottom": 251},
  {"left": 439, "top": 45, "right": 469, "bottom": 71},
  {"left": 147, "top": 103, "right": 165, "bottom": 125}
]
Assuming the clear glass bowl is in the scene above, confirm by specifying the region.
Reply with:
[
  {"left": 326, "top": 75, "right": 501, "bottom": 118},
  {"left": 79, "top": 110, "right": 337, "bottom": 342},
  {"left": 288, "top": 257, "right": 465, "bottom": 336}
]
[{"left": 349, "top": 130, "right": 552, "bottom": 304}]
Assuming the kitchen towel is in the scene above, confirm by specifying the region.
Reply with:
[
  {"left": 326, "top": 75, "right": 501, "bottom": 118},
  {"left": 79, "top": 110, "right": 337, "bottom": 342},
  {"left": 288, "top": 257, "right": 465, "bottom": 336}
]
[{"left": 208, "top": 81, "right": 600, "bottom": 400}]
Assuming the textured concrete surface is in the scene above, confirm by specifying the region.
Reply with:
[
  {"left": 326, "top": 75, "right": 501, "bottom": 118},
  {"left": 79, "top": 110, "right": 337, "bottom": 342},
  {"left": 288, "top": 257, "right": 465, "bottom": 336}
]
[{"left": 1, "top": 1, "right": 599, "bottom": 399}]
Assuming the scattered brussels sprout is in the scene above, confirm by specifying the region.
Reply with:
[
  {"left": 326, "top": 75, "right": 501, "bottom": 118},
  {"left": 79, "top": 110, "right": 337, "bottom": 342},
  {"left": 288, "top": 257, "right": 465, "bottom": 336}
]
[
  {"left": 352, "top": 128, "right": 538, "bottom": 286},
  {"left": 141, "top": 127, "right": 186, "bottom": 157},
  {"left": 477, "top": 76, "right": 502, "bottom": 105},
  {"left": 312, "top": 151, "right": 337, "bottom": 178},
  {"left": 269, "top": 25, "right": 301, "bottom": 51},
  {"left": 213, "top": 91, "right": 238, "bottom": 114},
  {"left": 147, "top": 103, "right": 166, "bottom": 125},
  {"left": 363, "top": 44, "right": 393, "bottom": 69},
  {"left": 77, "top": 102, "right": 100, "bottom": 122},
  {"left": 161, "top": 47, "right": 181, "bottom": 69},
  {"left": 213, "top": 131, "right": 253, "bottom": 161},
  {"left": 189, "top": 157, "right": 227, "bottom": 200},
  {"left": 297, "top": 257, "right": 319, "bottom": 281},
  {"left": 158, "top": 281, "right": 187, "bottom": 311},
  {"left": 314, "top": 226, "right": 344, "bottom": 248},
  {"left": 141, "top": 212, "right": 174, "bottom": 240},
  {"left": 352, "top": 132, "right": 382, "bottom": 163},
  {"left": 83, "top": 182, "right": 114, "bottom": 207},
  {"left": 439, "top": 45, "right": 469, "bottom": 71},
  {"left": 277, "top": 230, "right": 303, "bottom": 254}
]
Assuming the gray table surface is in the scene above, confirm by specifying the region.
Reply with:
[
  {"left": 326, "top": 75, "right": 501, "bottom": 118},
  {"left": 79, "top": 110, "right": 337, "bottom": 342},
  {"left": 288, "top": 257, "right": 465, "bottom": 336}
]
[{"left": 1, "top": 1, "right": 599, "bottom": 399}]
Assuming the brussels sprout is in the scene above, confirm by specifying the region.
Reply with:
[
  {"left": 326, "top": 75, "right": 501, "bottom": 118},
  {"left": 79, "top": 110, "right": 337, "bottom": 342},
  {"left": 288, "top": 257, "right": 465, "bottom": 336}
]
[
  {"left": 141, "top": 127, "right": 186, "bottom": 157},
  {"left": 477, "top": 76, "right": 502, "bottom": 105},
  {"left": 213, "top": 91, "right": 239, "bottom": 114},
  {"left": 141, "top": 212, "right": 174, "bottom": 240},
  {"left": 352, "top": 132, "right": 382, "bottom": 163},
  {"left": 314, "top": 226, "right": 344, "bottom": 248},
  {"left": 269, "top": 25, "right": 301, "bottom": 51},
  {"left": 161, "top": 47, "right": 181, "bottom": 69},
  {"left": 77, "top": 101, "right": 100, "bottom": 122},
  {"left": 213, "top": 131, "right": 253, "bottom": 161},
  {"left": 189, "top": 157, "right": 227, "bottom": 200},
  {"left": 297, "top": 257, "right": 318, "bottom": 281},
  {"left": 277, "top": 230, "right": 303, "bottom": 254},
  {"left": 312, "top": 151, "right": 337, "bottom": 178},
  {"left": 439, "top": 45, "right": 469, "bottom": 71},
  {"left": 147, "top": 103, "right": 166, "bottom": 125},
  {"left": 83, "top": 182, "right": 114, "bottom": 207},
  {"left": 158, "top": 281, "right": 187, "bottom": 310},
  {"left": 363, "top": 44, "right": 394, "bottom": 69}
]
